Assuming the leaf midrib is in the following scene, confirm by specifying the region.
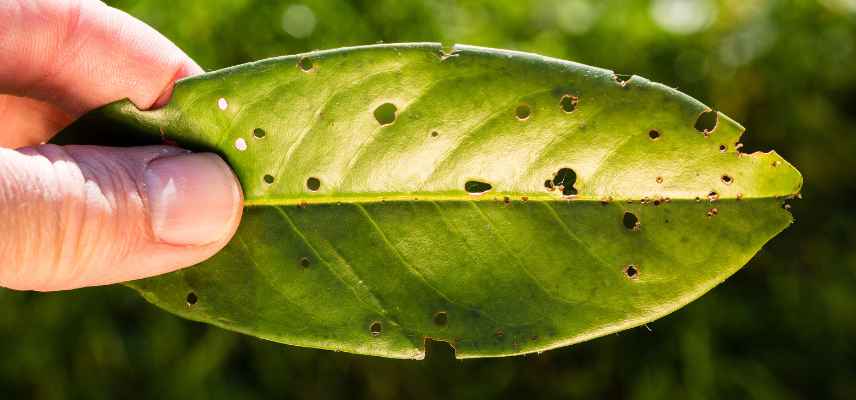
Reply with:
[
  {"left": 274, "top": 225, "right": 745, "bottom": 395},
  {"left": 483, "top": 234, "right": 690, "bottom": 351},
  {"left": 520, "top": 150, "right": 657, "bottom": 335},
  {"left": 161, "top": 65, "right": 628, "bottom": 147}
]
[{"left": 242, "top": 196, "right": 790, "bottom": 207}]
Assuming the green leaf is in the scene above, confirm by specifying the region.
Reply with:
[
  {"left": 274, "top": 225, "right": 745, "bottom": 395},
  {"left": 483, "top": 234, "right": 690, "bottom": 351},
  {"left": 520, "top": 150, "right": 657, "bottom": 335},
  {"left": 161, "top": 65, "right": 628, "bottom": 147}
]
[{"left": 55, "top": 43, "right": 802, "bottom": 359}]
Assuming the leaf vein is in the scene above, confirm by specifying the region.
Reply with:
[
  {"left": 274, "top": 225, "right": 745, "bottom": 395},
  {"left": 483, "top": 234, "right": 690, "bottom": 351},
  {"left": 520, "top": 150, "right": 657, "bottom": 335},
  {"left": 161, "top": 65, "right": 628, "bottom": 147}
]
[
  {"left": 273, "top": 206, "right": 390, "bottom": 319},
  {"left": 469, "top": 202, "right": 577, "bottom": 308},
  {"left": 338, "top": 71, "right": 485, "bottom": 187},
  {"left": 427, "top": 201, "right": 541, "bottom": 327},
  {"left": 235, "top": 233, "right": 320, "bottom": 332},
  {"left": 542, "top": 202, "right": 612, "bottom": 270},
  {"left": 419, "top": 88, "right": 555, "bottom": 189},
  {"left": 354, "top": 204, "right": 472, "bottom": 315},
  {"left": 270, "top": 66, "right": 409, "bottom": 182}
]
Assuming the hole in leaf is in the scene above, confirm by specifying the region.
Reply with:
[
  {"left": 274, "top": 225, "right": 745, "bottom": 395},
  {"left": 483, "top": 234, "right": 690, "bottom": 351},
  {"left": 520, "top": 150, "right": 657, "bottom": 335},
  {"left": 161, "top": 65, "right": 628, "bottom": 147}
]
[
  {"left": 374, "top": 103, "right": 397, "bottom": 125},
  {"left": 299, "top": 257, "right": 310, "bottom": 268},
  {"left": 559, "top": 95, "right": 578, "bottom": 113},
  {"left": 708, "top": 191, "right": 719, "bottom": 202},
  {"left": 298, "top": 57, "right": 314, "bottom": 72},
  {"left": 306, "top": 177, "right": 321, "bottom": 191},
  {"left": 465, "top": 180, "right": 492, "bottom": 195},
  {"left": 613, "top": 74, "right": 632, "bottom": 86},
  {"left": 515, "top": 104, "right": 531, "bottom": 120},
  {"left": 217, "top": 98, "right": 228, "bottom": 110},
  {"left": 439, "top": 43, "right": 459, "bottom": 60},
  {"left": 623, "top": 212, "right": 640, "bottom": 230},
  {"left": 719, "top": 144, "right": 727, "bottom": 152},
  {"left": 424, "top": 338, "right": 457, "bottom": 361},
  {"left": 721, "top": 175, "right": 733, "bottom": 184},
  {"left": 370, "top": 321, "right": 382, "bottom": 336},
  {"left": 707, "top": 207, "right": 719, "bottom": 217},
  {"left": 695, "top": 110, "right": 718, "bottom": 133},
  {"left": 234, "top": 138, "right": 247, "bottom": 151},
  {"left": 253, "top": 128, "right": 266, "bottom": 139},
  {"left": 186, "top": 292, "right": 198, "bottom": 306},
  {"left": 553, "top": 168, "right": 578, "bottom": 196},
  {"left": 544, "top": 180, "right": 554, "bottom": 191},
  {"left": 656, "top": 176, "right": 663, "bottom": 184},
  {"left": 263, "top": 174, "right": 275, "bottom": 184},
  {"left": 433, "top": 311, "right": 448, "bottom": 326},
  {"left": 649, "top": 130, "right": 661, "bottom": 140},
  {"left": 624, "top": 265, "right": 639, "bottom": 279}
]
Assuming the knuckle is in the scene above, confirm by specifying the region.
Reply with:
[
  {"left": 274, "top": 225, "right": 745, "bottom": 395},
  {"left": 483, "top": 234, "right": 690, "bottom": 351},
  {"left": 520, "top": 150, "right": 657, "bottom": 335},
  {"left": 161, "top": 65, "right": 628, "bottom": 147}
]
[{"left": 1, "top": 145, "right": 149, "bottom": 290}]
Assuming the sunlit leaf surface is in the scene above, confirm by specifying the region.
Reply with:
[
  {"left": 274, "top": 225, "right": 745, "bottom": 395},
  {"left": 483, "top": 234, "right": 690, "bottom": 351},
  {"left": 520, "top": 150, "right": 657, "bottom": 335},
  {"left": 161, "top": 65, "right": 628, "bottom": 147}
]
[{"left": 56, "top": 43, "right": 802, "bottom": 359}]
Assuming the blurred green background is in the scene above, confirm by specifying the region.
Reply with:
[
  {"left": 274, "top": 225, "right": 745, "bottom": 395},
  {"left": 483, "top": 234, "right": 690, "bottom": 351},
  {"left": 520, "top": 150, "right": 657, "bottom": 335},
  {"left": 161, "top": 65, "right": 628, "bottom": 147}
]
[{"left": 2, "top": 0, "right": 854, "bottom": 398}]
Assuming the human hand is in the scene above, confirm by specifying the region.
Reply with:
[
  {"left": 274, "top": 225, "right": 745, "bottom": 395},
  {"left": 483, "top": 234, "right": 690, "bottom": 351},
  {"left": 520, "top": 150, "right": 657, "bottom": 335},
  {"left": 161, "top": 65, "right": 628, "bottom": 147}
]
[{"left": 0, "top": 0, "right": 243, "bottom": 291}]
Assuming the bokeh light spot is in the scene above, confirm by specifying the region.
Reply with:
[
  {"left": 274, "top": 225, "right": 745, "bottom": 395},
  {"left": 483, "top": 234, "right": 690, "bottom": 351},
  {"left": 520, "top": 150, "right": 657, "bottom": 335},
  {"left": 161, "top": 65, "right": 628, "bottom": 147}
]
[
  {"left": 651, "top": 0, "right": 717, "bottom": 35},
  {"left": 555, "top": 0, "right": 600, "bottom": 35},
  {"left": 282, "top": 4, "right": 316, "bottom": 38}
]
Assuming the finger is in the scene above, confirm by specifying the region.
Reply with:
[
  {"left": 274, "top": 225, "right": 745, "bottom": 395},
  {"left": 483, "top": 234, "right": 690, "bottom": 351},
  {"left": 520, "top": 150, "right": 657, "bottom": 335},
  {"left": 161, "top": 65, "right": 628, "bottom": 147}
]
[
  {"left": 0, "top": 95, "right": 73, "bottom": 148},
  {"left": 0, "top": 0, "right": 204, "bottom": 116},
  {"left": 0, "top": 144, "right": 243, "bottom": 291}
]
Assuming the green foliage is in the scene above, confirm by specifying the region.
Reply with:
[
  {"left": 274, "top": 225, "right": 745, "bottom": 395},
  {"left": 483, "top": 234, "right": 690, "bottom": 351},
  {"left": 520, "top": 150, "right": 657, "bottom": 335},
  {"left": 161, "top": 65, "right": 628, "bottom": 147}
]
[
  {"left": 4, "top": 0, "right": 854, "bottom": 398},
  {"left": 57, "top": 44, "right": 799, "bottom": 358}
]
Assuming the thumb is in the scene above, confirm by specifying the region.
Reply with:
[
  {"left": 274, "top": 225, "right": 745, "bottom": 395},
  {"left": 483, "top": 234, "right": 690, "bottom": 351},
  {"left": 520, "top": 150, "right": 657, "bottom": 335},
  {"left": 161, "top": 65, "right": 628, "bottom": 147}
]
[{"left": 0, "top": 144, "right": 243, "bottom": 291}]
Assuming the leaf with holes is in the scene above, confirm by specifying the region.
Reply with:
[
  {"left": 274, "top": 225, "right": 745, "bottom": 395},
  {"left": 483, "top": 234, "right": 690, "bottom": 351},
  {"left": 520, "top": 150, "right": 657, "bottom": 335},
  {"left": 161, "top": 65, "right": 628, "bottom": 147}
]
[{"left": 54, "top": 43, "right": 803, "bottom": 359}]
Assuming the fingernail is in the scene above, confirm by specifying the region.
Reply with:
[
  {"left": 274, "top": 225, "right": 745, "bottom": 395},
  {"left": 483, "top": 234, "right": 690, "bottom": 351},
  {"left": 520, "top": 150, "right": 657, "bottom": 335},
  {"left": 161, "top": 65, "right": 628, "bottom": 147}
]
[{"left": 144, "top": 153, "right": 242, "bottom": 246}]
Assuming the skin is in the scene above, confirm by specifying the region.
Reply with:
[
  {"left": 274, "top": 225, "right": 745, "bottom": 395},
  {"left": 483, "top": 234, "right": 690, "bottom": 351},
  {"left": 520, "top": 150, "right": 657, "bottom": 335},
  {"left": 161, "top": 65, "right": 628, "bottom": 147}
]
[{"left": 0, "top": 0, "right": 244, "bottom": 291}]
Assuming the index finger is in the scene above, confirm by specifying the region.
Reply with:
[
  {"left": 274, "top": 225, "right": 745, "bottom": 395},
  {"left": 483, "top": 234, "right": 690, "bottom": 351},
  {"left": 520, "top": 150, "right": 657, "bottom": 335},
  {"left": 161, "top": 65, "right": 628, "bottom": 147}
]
[{"left": 0, "top": 0, "right": 203, "bottom": 116}]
